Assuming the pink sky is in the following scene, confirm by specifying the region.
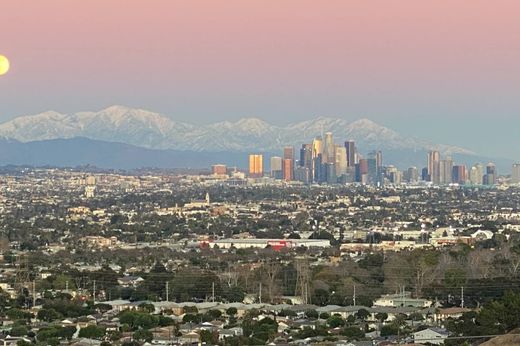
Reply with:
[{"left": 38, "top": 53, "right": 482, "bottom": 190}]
[{"left": 1, "top": 0, "right": 520, "bottom": 157}]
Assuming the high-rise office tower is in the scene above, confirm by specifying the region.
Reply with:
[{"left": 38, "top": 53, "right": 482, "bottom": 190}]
[
  {"left": 323, "top": 132, "right": 334, "bottom": 163},
  {"left": 452, "top": 165, "right": 467, "bottom": 184},
  {"left": 283, "top": 146, "right": 294, "bottom": 181},
  {"left": 368, "top": 150, "right": 383, "bottom": 186},
  {"left": 439, "top": 158, "right": 453, "bottom": 184},
  {"left": 249, "top": 154, "right": 263, "bottom": 178},
  {"left": 294, "top": 166, "right": 311, "bottom": 184},
  {"left": 428, "top": 151, "right": 441, "bottom": 183},
  {"left": 469, "top": 163, "right": 484, "bottom": 185},
  {"left": 334, "top": 145, "right": 348, "bottom": 177},
  {"left": 357, "top": 159, "right": 369, "bottom": 183},
  {"left": 512, "top": 164, "right": 520, "bottom": 184},
  {"left": 386, "top": 166, "right": 401, "bottom": 184},
  {"left": 283, "top": 146, "right": 294, "bottom": 161},
  {"left": 270, "top": 156, "right": 283, "bottom": 179},
  {"left": 344, "top": 141, "right": 356, "bottom": 167},
  {"left": 299, "top": 144, "right": 311, "bottom": 167},
  {"left": 406, "top": 167, "right": 419, "bottom": 183},
  {"left": 375, "top": 150, "right": 383, "bottom": 169},
  {"left": 312, "top": 136, "right": 323, "bottom": 158},
  {"left": 283, "top": 159, "right": 294, "bottom": 181},
  {"left": 313, "top": 154, "right": 324, "bottom": 183},
  {"left": 367, "top": 158, "right": 378, "bottom": 185},
  {"left": 484, "top": 163, "right": 497, "bottom": 185},
  {"left": 300, "top": 144, "right": 313, "bottom": 181},
  {"left": 312, "top": 137, "right": 323, "bottom": 182}
]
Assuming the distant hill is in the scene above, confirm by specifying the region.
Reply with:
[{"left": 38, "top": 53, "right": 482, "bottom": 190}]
[
  {"left": 0, "top": 137, "right": 511, "bottom": 172},
  {"left": 0, "top": 137, "right": 251, "bottom": 170}
]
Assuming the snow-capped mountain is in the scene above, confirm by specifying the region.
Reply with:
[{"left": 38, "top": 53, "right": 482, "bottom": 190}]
[{"left": 0, "top": 106, "right": 473, "bottom": 155}]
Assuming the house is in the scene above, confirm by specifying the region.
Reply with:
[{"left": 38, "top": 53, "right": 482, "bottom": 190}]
[
  {"left": 413, "top": 327, "right": 449, "bottom": 345},
  {"left": 471, "top": 230, "right": 494, "bottom": 240},
  {"left": 176, "top": 332, "right": 200, "bottom": 344},
  {"left": 0, "top": 337, "right": 32, "bottom": 346},
  {"left": 218, "top": 327, "right": 243, "bottom": 341},
  {"left": 374, "top": 293, "right": 432, "bottom": 308},
  {"left": 434, "top": 307, "right": 472, "bottom": 322},
  {"left": 70, "top": 339, "right": 103, "bottom": 346},
  {"left": 117, "top": 276, "right": 144, "bottom": 287}
]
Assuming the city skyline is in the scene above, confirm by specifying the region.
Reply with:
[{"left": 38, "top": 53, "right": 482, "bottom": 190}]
[
  {"left": 1, "top": 0, "right": 520, "bottom": 159},
  {"left": 246, "top": 133, "right": 511, "bottom": 186}
]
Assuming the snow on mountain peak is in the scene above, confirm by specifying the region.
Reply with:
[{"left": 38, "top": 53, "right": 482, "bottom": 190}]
[{"left": 0, "top": 106, "right": 474, "bottom": 155}]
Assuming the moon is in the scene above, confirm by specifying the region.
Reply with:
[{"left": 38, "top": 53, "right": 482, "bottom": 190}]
[{"left": 0, "top": 55, "right": 10, "bottom": 75}]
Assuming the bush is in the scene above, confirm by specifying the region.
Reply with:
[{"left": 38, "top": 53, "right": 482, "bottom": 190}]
[
  {"left": 381, "top": 324, "right": 399, "bottom": 337},
  {"left": 341, "top": 326, "right": 364, "bottom": 339},
  {"left": 305, "top": 309, "right": 319, "bottom": 319}
]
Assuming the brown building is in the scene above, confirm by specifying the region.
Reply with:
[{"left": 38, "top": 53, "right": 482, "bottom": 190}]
[
  {"left": 211, "top": 164, "right": 227, "bottom": 175},
  {"left": 249, "top": 154, "right": 263, "bottom": 177}
]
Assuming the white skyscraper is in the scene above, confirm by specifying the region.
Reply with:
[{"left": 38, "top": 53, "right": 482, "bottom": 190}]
[
  {"left": 323, "top": 132, "right": 334, "bottom": 164},
  {"left": 469, "top": 163, "right": 484, "bottom": 185},
  {"left": 512, "top": 164, "right": 520, "bottom": 184},
  {"left": 334, "top": 145, "right": 348, "bottom": 177}
]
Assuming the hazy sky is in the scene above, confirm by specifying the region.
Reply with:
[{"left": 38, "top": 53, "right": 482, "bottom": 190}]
[{"left": 1, "top": 0, "right": 519, "bottom": 159}]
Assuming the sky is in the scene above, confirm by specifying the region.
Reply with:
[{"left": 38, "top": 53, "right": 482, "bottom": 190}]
[{"left": 1, "top": 0, "right": 519, "bottom": 159}]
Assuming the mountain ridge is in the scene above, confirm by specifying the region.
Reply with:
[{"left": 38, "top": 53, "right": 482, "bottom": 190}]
[{"left": 0, "top": 105, "right": 474, "bottom": 156}]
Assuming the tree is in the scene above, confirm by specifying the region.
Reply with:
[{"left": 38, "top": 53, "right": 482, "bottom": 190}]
[
  {"left": 444, "top": 267, "right": 467, "bottom": 288},
  {"left": 94, "top": 303, "right": 113, "bottom": 313},
  {"left": 10, "top": 325, "right": 28, "bottom": 337},
  {"left": 341, "top": 326, "right": 364, "bottom": 339},
  {"left": 327, "top": 315, "right": 346, "bottom": 328},
  {"left": 319, "top": 312, "right": 330, "bottom": 320},
  {"left": 37, "top": 308, "right": 62, "bottom": 322},
  {"left": 356, "top": 309, "right": 370, "bottom": 321},
  {"left": 375, "top": 312, "right": 388, "bottom": 323},
  {"left": 57, "top": 326, "right": 77, "bottom": 340},
  {"left": 222, "top": 285, "right": 245, "bottom": 302},
  {"left": 17, "top": 341, "right": 32, "bottom": 346},
  {"left": 305, "top": 309, "right": 319, "bottom": 319},
  {"left": 199, "top": 329, "right": 218, "bottom": 344},
  {"left": 78, "top": 325, "right": 105, "bottom": 339},
  {"left": 6, "top": 309, "right": 32, "bottom": 321},
  {"left": 133, "top": 329, "right": 153, "bottom": 343},
  {"left": 183, "top": 314, "right": 201, "bottom": 323},
  {"left": 312, "top": 288, "right": 330, "bottom": 306},
  {"left": 138, "top": 302, "right": 155, "bottom": 313},
  {"left": 207, "top": 309, "right": 222, "bottom": 319},
  {"left": 279, "top": 309, "right": 297, "bottom": 317},
  {"left": 226, "top": 307, "right": 238, "bottom": 316},
  {"left": 381, "top": 324, "right": 399, "bottom": 337}
]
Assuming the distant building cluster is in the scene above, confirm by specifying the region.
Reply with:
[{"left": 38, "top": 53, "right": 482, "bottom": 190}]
[{"left": 220, "top": 132, "right": 520, "bottom": 186}]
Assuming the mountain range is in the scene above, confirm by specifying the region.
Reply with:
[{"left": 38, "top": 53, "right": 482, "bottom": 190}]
[
  {"left": 0, "top": 105, "right": 510, "bottom": 171},
  {"left": 0, "top": 105, "right": 472, "bottom": 155}
]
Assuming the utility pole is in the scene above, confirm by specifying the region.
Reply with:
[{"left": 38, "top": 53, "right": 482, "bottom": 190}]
[
  {"left": 259, "top": 283, "right": 262, "bottom": 304},
  {"left": 461, "top": 286, "right": 464, "bottom": 308},
  {"left": 65, "top": 281, "right": 69, "bottom": 292},
  {"left": 212, "top": 282, "right": 215, "bottom": 303},
  {"left": 165, "top": 282, "right": 169, "bottom": 302},
  {"left": 32, "top": 281, "right": 36, "bottom": 307},
  {"left": 353, "top": 285, "right": 356, "bottom": 306},
  {"left": 93, "top": 280, "right": 96, "bottom": 304}
]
